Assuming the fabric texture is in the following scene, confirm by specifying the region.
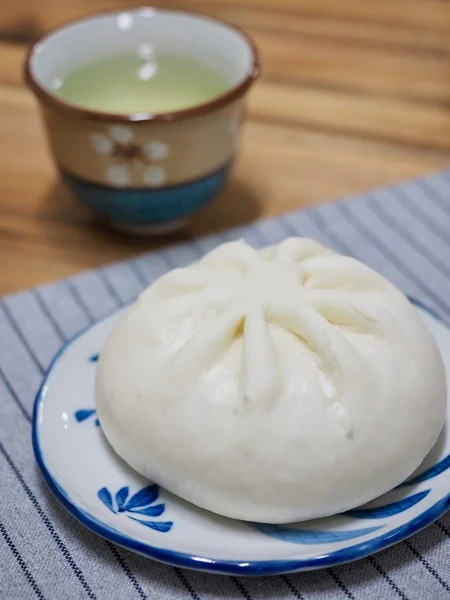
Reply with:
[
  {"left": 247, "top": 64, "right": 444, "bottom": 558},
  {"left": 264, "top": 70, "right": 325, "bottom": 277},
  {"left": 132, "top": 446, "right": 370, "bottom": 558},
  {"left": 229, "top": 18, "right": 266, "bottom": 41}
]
[{"left": 1, "top": 169, "right": 450, "bottom": 600}]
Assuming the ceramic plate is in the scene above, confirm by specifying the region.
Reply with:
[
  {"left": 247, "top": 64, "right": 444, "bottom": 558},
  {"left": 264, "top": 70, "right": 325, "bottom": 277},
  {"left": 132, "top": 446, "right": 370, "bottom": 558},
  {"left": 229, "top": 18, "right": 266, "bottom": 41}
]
[{"left": 32, "top": 299, "right": 450, "bottom": 576}]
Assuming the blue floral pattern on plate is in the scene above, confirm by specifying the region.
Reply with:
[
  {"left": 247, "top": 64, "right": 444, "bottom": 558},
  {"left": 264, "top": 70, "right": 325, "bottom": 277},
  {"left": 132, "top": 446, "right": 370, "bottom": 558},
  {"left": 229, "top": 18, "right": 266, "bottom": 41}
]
[
  {"left": 398, "top": 454, "right": 450, "bottom": 487},
  {"left": 253, "top": 489, "right": 436, "bottom": 544},
  {"left": 73, "top": 356, "right": 100, "bottom": 425},
  {"left": 74, "top": 409, "right": 100, "bottom": 427},
  {"left": 98, "top": 485, "right": 173, "bottom": 533},
  {"left": 345, "top": 489, "right": 431, "bottom": 519}
]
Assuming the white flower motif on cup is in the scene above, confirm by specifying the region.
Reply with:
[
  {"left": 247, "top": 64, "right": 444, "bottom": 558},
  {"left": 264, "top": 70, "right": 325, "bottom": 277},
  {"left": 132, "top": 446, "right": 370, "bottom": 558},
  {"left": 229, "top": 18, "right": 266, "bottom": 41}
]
[
  {"left": 89, "top": 127, "right": 169, "bottom": 188},
  {"left": 144, "top": 141, "right": 169, "bottom": 161},
  {"left": 106, "top": 165, "right": 130, "bottom": 187},
  {"left": 90, "top": 133, "right": 114, "bottom": 155},
  {"left": 144, "top": 166, "right": 167, "bottom": 187},
  {"left": 109, "top": 125, "right": 134, "bottom": 144}
]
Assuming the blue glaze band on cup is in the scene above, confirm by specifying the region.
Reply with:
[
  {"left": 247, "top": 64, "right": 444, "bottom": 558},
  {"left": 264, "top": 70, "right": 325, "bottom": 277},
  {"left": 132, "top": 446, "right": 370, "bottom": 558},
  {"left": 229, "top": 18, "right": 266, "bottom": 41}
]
[{"left": 61, "top": 163, "right": 231, "bottom": 230}]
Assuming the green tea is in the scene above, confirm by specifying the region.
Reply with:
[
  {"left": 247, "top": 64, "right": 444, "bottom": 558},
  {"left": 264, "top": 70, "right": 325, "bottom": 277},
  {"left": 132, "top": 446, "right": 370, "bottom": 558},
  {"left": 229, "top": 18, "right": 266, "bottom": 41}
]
[{"left": 54, "top": 52, "right": 231, "bottom": 114}]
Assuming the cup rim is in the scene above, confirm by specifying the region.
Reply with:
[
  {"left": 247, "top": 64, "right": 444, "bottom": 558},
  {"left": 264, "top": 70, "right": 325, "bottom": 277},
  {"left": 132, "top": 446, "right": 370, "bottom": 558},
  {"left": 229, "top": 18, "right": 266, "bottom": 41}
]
[{"left": 24, "top": 6, "right": 260, "bottom": 123}]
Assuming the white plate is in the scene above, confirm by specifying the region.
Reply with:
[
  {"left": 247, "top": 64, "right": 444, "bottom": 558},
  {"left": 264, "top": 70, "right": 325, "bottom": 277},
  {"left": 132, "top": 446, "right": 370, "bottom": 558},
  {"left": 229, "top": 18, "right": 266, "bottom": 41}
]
[{"left": 32, "top": 299, "right": 450, "bottom": 576}]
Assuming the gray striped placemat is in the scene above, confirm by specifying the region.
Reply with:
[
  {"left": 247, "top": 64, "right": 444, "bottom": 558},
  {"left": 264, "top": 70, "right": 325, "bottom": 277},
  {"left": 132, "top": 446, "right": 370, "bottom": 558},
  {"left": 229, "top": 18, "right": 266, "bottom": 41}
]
[{"left": 1, "top": 169, "right": 450, "bottom": 600}]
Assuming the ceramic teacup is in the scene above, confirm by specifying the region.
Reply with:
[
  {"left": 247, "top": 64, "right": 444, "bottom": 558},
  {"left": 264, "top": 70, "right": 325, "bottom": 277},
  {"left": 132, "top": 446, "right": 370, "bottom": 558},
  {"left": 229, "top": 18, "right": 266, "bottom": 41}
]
[{"left": 25, "top": 8, "right": 259, "bottom": 234}]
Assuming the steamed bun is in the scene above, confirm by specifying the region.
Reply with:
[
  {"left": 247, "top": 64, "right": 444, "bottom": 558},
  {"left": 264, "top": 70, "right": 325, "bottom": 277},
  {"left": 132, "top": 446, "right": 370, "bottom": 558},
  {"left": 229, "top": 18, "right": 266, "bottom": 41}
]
[{"left": 96, "top": 238, "right": 446, "bottom": 523}]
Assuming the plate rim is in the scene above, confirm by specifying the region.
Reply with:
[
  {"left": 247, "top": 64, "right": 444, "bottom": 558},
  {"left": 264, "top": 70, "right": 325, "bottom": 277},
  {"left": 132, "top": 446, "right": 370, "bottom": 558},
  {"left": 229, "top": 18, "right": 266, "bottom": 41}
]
[{"left": 32, "top": 297, "right": 450, "bottom": 575}]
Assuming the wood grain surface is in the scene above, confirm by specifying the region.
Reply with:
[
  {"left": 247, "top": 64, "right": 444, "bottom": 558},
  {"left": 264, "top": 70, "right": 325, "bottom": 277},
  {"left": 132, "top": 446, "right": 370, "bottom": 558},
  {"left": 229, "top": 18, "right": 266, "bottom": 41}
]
[{"left": 1, "top": 0, "right": 449, "bottom": 294}]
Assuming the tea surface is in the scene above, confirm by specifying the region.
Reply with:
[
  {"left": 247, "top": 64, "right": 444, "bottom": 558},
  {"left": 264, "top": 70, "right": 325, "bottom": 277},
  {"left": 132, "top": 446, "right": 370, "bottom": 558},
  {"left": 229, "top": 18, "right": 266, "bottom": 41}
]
[{"left": 54, "top": 52, "right": 231, "bottom": 114}]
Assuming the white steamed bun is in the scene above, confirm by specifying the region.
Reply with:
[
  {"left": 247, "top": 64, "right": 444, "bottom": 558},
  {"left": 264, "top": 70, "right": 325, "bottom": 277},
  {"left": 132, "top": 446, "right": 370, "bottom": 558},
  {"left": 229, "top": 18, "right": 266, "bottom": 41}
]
[{"left": 96, "top": 238, "right": 446, "bottom": 523}]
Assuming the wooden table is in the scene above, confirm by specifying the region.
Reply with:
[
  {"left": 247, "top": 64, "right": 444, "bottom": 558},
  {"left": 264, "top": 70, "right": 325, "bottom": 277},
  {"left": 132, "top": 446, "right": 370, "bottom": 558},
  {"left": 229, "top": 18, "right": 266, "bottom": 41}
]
[{"left": 1, "top": 0, "right": 449, "bottom": 295}]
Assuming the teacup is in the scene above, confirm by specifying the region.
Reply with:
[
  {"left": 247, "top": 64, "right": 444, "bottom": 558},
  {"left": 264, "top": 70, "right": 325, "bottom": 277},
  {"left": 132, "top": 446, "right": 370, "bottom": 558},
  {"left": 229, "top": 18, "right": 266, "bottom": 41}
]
[{"left": 25, "top": 8, "right": 259, "bottom": 234}]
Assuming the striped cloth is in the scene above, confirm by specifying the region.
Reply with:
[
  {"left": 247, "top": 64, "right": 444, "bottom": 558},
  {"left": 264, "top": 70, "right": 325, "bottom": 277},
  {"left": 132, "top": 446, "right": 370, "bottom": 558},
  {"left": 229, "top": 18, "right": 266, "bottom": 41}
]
[{"left": 1, "top": 169, "right": 450, "bottom": 600}]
